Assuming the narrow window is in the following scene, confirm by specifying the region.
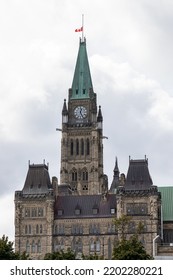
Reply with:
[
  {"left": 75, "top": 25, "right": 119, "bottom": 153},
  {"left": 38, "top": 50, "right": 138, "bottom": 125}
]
[
  {"left": 86, "top": 138, "right": 90, "bottom": 155},
  {"left": 26, "top": 241, "right": 30, "bottom": 253},
  {"left": 36, "top": 224, "right": 39, "bottom": 234},
  {"left": 72, "top": 170, "right": 77, "bottom": 181},
  {"left": 70, "top": 139, "right": 73, "bottom": 155},
  {"left": 96, "top": 239, "right": 101, "bottom": 252},
  {"left": 32, "top": 241, "right": 36, "bottom": 253},
  {"left": 29, "top": 225, "right": 31, "bottom": 234},
  {"left": 76, "top": 139, "right": 79, "bottom": 155},
  {"left": 37, "top": 240, "right": 41, "bottom": 253},
  {"left": 40, "top": 224, "right": 42, "bottom": 234},
  {"left": 81, "top": 139, "right": 84, "bottom": 155}
]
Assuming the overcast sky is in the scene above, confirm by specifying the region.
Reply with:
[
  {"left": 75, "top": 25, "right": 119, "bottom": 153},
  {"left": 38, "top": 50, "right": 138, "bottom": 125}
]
[{"left": 1, "top": 0, "right": 173, "bottom": 241}]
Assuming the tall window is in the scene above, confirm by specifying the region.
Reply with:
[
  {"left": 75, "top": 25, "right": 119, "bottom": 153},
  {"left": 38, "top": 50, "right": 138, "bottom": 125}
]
[
  {"left": 82, "top": 169, "right": 88, "bottom": 181},
  {"left": 37, "top": 240, "right": 41, "bottom": 253},
  {"left": 31, "top": 241, "right": 36, "bottom": 253},
  {"left": 70, "top": 139, "right": 74, "bottom": 155},
  {"left": 54, "top": 238, "right": 64, "bottom": 252},
  {"left": 26, "top": 241, "right": 30, "bottom": 253},
  {"left": 86, "top": 138, "right": 90, "bottom": 155},
  {"left": 95, "top": 239, "right": 101, "bottom": 252},
  {"left": 72, "top": 169, "right": 77, "bottom": 181},
  {"left": 72, "top": 238, "right": 83, "bottom": 253},
  {"left": 81, "top": 139, "right": 84, "bottom": 155},
  {"left": 76, "top": 139, "right": 79, "bottom": 155}
]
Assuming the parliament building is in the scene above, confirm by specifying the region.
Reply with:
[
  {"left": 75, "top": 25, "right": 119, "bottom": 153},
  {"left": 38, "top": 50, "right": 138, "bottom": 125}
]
[{"left": 14, "top": 38, "right": 173, "bottom": 259}]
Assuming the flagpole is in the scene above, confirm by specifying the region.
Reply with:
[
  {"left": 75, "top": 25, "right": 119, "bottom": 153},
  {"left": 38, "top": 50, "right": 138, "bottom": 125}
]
[{"left": 82, "top": 14, "right": 84, "bottom": 42}]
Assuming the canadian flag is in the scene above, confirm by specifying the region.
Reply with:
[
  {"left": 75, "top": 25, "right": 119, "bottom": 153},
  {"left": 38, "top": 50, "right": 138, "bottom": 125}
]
[{"left": 75, "top": 26, "right": 83, "bottom": 32}]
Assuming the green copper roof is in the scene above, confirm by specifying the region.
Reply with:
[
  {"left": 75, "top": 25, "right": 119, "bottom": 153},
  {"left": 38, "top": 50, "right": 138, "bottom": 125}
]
[
  {"left": 158, "top": 186, "right": 173, "bottom": 221},
  {"left": 71, "top": 38, "right": 93, "bottom": 99}
]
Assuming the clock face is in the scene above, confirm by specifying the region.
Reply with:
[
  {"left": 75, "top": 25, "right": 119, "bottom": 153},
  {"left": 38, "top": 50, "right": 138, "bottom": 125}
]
[{"left": 74, "top": 106, "right": 87, "bottom": 119}]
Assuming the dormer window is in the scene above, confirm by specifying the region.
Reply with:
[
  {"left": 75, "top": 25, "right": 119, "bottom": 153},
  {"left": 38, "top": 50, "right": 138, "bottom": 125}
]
[
  {"left": 57, "top": 209, "right": 63, "bottom": 216},
  {"left": 110, "top": 208, "right": 115, "bottom": 215},
  {"left": 75, "top": 208, "right": 81, "bottom": 215},
  {"left": 92, "top": 208, "right": 98, "bottom": 215}
]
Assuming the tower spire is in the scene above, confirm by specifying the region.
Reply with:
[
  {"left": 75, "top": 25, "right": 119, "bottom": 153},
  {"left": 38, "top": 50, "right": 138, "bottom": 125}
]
[{"left": 70, "top": 38, "right": 93, "bottom": 100}]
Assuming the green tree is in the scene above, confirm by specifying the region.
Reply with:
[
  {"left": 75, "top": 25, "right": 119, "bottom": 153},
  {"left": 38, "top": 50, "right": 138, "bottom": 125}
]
[
  {"left": 44, "top": 248, "right": 76, "bottom": 260},
  {"left": 112, "top": 235, "right": 152, "bottom": 260},
  {"left": 112, "top": 215, "right": 152, "bottom": 260},
  {"left": 0, "top": 235, "right": 15, "bottom": 260},
  {"left": 0, "top": 235, "right": 29, "bottom": 260}
]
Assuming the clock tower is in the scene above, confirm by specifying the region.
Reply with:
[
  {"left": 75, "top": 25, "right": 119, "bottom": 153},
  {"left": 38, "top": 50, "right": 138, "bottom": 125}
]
[{"left": 60, "top": 38, "right": 107, "bottom": 195}]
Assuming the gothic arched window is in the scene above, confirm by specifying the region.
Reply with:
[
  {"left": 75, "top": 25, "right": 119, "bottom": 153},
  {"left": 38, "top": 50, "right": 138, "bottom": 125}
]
[
  {"left": 82, "top": 169, "right": 88, "bottom": 181},
  {"left": 72, "top": 169, "right": 77, "bottom": 181}
]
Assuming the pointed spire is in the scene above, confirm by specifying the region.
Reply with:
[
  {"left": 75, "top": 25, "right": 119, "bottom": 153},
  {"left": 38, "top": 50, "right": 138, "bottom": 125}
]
[
  {"left": 97, "top": 105, "right": 103, "bottom": 122},
  {"left": 71, "top": 38, "right": 93, "bottom": 99},
  {"left": 62, "top": 99, "right": 68, "bottom": 115},
  {"left": 110, "top": 157, "right": 120, "bottom": 193},
  {"left": 114, "top": 157, "right": 119, "bottom": 175},
  {"left": 62, "top": 99, "right": 68, "bottom": 124}
]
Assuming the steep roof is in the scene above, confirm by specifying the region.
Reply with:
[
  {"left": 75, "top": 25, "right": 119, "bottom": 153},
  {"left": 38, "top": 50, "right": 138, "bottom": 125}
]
[
  {"left": 158, "top": 186, "right": 173, "bottom": 221},
  {"left": 22, "top": 164, "right": 52, "bottom": 195},
  {"left": 54, "top": 194, "right": 116, "bottom": 219},
  {"left": 71, "top": 38, "right": 93, "bottom": 99},
  {"left": 125, "top": 158, "right": 153, "bottom": 190}
]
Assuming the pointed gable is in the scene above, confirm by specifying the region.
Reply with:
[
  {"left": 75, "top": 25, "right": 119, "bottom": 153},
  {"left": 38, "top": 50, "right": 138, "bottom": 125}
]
[{"left": 71, "top": 38, "right": 93, "bottom": 99}]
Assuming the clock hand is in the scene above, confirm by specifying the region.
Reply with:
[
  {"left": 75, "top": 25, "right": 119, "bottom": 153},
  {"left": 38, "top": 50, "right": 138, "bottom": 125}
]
[{"left": 80, "top": 108, "right": 83, "bottom": 118}]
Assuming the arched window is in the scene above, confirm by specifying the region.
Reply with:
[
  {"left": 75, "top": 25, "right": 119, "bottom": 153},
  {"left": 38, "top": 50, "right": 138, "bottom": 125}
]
[
  {"left": 72, "top": 238, "right": 83, "bottom": 253},
  {"left": 76, "top": 139, "right": 79, "bottom": 155},
  {"left": 72, "top": 169, "right": 77, "bottom": 181},
  {"left": 70, "top": 139, "right": 74, "bottom": 155},
  {"left": 86, "top": 138, "right": 90, "bottom": 155},
  {"left": 82, "top": 169, "right": 88, "bottom": 181},
  {"left": 81, "top": 139, "right": 84, "bottom": 155}
]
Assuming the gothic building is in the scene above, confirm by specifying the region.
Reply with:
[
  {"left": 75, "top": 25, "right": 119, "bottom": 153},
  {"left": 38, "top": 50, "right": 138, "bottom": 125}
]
[{"left": 15, "top": 38, "right": 163, "bottom": 259}]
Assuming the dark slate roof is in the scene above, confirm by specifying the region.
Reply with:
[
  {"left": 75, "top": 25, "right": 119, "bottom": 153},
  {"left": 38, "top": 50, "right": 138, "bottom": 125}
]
[
  {"left": 125, "top": 158, "right": 153, "bottom": 191},
  {"left": 54, "top": 194, "right": 116, "bottom": 219},
  {"left": 22, "top": 164, "right": 52, "bottom": 195}
]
